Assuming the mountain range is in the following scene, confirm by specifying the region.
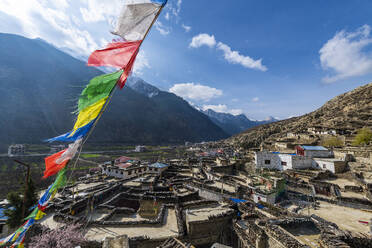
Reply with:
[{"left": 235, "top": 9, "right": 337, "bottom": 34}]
[
  {"left": 201, "top": 109, "right": 277, "bottom": 135},
  {"left": 0, "top": 33, "right": 230, "bottom": 152},
  {"left": 126, "top": 77, "right": 278, "bottom": 135}
]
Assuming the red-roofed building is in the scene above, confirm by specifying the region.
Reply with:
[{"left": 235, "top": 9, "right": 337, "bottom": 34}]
[
  {"left": 115, "top": 156, "right": 133, "bottom": 164},
  {"left": 117, "top": 163, "right": 133, "bottom": 169}
]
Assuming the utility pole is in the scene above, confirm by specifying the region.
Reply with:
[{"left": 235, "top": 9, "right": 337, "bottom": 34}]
[{"left": 13, "top": 159, "right": 31, "bottom": 220}]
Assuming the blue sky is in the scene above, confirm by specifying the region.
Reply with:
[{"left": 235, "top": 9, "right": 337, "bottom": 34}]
[{"left": 1, "top": 0, "right": 372, "bottom": 120}]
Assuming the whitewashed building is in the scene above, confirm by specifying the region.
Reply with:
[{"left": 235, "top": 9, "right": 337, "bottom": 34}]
[
  {"left": 135, "top": 145, "right": 147, "bottom": 152},
  {"left": 255, "top": 151, "right": 313, "bottom": 171},
  {"left": 8, "top": 144, "right": 25, "bottom": 157},
  {"left": 252, "top": 191, "right": 277, "bottom": 205},
  {"left": 255, "top": 147, "right": 346, "bottom": 174},
  {"left": 312, "top": 158, "right": 346, "bottom": 174}
]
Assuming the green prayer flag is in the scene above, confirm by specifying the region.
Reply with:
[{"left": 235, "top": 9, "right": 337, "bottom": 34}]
[
  {"left": 78, "top": 70, "right": 123, "bottom": 111},
  {"left": 50, "top": 167, "right": 67, "bottom": 192},
  {"left": 25, "top": 208, "right": 38, "bottom": 220}
]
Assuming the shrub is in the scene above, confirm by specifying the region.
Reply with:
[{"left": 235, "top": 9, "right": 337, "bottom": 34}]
[
  {"left": 322, "top": 136, "right": 344, "bottom": 148},
  {"left": 352, "top": 128, "right": 372, "bottom": 146}
]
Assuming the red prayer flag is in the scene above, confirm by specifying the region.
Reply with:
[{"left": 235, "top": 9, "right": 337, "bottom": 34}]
[
  {"left": 43, "top": 150, "right": 68, "bottom": 179},
  {"left": 87, "top": 40, "right": 142, "bottom": 69},
  {"left": 117, "top": 48, "right": 139, "bottom": 88}
]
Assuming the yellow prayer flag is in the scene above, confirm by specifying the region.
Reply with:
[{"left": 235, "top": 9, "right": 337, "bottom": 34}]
[
  {"left": 73, "top": 97, "right": 107, "bottom": 131},
  {"left": 35, "top": 210, "right": 46, "bottom": 220}
]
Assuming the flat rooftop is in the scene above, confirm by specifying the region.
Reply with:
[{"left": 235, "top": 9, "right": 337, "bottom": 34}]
[
  {"left": 209, "top": 181, "right": 236, "bottom": 194},
  {"left": 87, "top": 208, "right": 178, "bottom": 241},
  {"left": 313, "top": 158, "right": 344, "bottom": 162},
  {"left": 299, "top": 202, "right": 371, "bottom": 235},
  {"left": 322, "top": 178, "right": 358, "bottom": 188},
  {"left": 280, "top": 222, "right": 321, "bottom": 248},
  {"left": 185, "top": 203, "right": 231, "bottom": 222}
]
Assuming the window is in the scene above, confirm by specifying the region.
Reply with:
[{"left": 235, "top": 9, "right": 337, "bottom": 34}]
[
  {"left": 281, "top": 161, "right": 287, "bottom": 166},
  {"left": 128, "top": 171, "right": 132, "bottom": 175},
  {"left": 265, "top": 160, "right": 270, "bottom": 165},
  {"left": 323, "top": 164, "right": 326, "bottom": 169},
  {"left": 155, "top": 168, "right": 158, "bottom": 171},
  {"left": 121, "top": 171, "right": 123, "bottom": 175}
]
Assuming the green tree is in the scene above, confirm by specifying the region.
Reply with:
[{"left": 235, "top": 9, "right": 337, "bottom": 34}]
[
  {"left": 4, "top": 178, "right": 37, "bottom": 228},
  {"left": 322, "top": 136, "right": 344, "bottom": 148},
  {"left": 352, "top": 128, "right": 372, "bottom": 146},
  {"left": 4, "top": 192, "right": 23, "bottom": 229}
]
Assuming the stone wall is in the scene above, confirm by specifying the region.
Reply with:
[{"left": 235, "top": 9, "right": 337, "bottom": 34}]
[
  {"left": 186, "top": 183, "right": 233, "bottom": 201},
  {"left": 286, "top": 181, "right": 314, "bottom": 195},
  {"left": 175, "top": 204, "right": 186, "bottom": 237},
  {"left": 186, "top": 212, "right": 235, "bottom": 247},
  {"left": 265, "top": 220, "right": 313, "bottom": 248},
  {"left": 128, "top": 236, "right": 173, "bottom": 248},
  {"left": 334, "top": 147, "right": 372, "bottom": 161},
  {"left": 209, "top": 164, "right": 235, "bottom": 174},
  {"left": 181, "top": 199, "right": 218, "bottom": 209}
]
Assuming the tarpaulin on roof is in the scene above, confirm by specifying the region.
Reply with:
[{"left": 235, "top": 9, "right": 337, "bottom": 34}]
[{"left": 230, "top": 198, "right": 247, "bottom": 204}]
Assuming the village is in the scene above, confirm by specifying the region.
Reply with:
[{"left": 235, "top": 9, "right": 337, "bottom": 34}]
[{"left": 2, "top": 125, "right": 371, "bottom": 248}]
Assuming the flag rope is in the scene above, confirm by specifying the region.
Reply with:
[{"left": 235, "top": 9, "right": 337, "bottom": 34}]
[
  {"left": 61, "top": 85, "right": 117, "bottom": 194},
  {"left": 1, "top": 1, "right": 167, "bottom": 246},
  {"left": 62, "top": 4, "right": 164, "bottom": 188}
]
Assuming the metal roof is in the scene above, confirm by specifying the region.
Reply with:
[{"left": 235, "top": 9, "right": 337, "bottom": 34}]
[
  {"left": 300, "top": 146, "right": 328, "bottom": 151},
  {"left": 149, "top": 162, "right": 169, "bottom": 168}
]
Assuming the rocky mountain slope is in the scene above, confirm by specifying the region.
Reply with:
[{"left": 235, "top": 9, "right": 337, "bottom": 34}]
[
  {"left": 126, "top": 77, "right": 160, "bottom": 98},
  {"left": 201, "top": 109, "right": 277, "bottom": 135},
  {"left": 0, "top": 33, "right": 228, "bottom": 152},
  {"left": 127, "top": 79, "right": 278, "bottom": 136},
  {"left": 228, "top": 82, "right": 372, "bottom": 148}
]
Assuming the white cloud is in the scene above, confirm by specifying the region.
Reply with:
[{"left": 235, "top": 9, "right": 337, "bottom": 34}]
[
  {"left": 0, "top": 0, "right": 101, "bottom": 57},
  {"left": 133, "top": 50, "right": 150, "bottom": 75},
  {"left": 320, "top": 24, "right": 372, "bottom": 83},
  {"left": 164, "top": 12, "right": 170, "bottom": 20},
  {"left": 252, "top": 97, "right": 259, "bottom": 102},
  {"left": 50, "top": 0, "right": 69, "bottom": 10},
  {"left": 189, "top": 33, "right": 216, "bottom": 48},
  {"left": 190, "top": 33, "right": 267, "bottom": 71},
  {"left": 173, "top": 0, "right": 182, "bottom": 17},
  {"left": 182, "top": 24, "right": 191, "bottom": 33},
  {"left": 177, "top": 0, "right": 182, "bottom": 12},
  {"left": 155, "top": 21, "right": 170, "bottom": 35},
  {"left": 169, "top": 83, "right": 222, "bottom": 102},
  {"left": 202, "top": 104, "right": 243, "bottom": 116},
  {"left": 164, "top": 0, "right": 182, "bottom": 20},
  {"left": 79, "top": 0, "right": 121, "bottom": 23},
  {"left": 217, "top": 42, "right": 267, "bottom": 71}
]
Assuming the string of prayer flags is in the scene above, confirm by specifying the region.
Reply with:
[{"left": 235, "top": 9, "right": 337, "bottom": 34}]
[{"left": 47, "top": 71, "right": 123, "bottom": 143}]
